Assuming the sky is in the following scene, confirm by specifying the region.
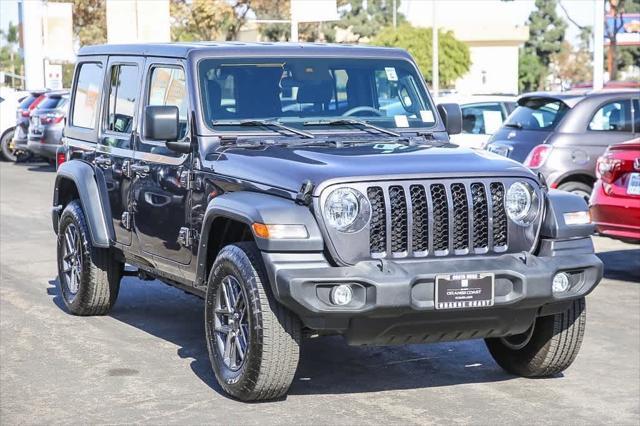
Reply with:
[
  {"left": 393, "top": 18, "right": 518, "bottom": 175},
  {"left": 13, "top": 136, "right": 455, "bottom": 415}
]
[{"left": 0, "top": 0, "right": 596, "bottom": 47}]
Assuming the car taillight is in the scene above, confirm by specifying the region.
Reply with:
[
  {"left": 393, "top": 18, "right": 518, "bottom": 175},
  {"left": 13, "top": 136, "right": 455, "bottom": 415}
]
[
  {"left": 524, "top": 144, "right": 553, "bottom": 168},
  {"left": 56, "top": 151, "right": 67, "bottom": 168},
  {"left": 597, "top": 154, "right": 629, "bottom": 184},
  {"left": 41, "top": 114, "right": 64, "bottom": 125},
  {"left": 20, "top": 109, "right": 30, "bottom": 117}
]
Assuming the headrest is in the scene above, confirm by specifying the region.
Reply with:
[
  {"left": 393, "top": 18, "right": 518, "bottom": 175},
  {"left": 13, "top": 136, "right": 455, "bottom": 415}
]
[
  {"left": 207, "top": 80, "right": 222, "bottom": 115},
  {"left": 296, "top": 80, "right": 332, "bottom": 104}
]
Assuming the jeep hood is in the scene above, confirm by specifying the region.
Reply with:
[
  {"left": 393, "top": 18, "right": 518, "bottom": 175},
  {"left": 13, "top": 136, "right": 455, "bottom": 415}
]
[{"left": 204, "top": 142, "right": 536, "bottom": 194}]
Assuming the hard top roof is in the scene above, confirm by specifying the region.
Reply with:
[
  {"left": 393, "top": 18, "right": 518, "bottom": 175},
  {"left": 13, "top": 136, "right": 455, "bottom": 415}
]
[{"left": 78, "top": 42, "right": 412, "bottom": 60}]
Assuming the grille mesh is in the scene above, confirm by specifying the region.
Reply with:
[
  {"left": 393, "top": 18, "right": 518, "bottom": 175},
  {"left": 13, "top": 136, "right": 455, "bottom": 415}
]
[
  {"left": 389, "top": 186, "right": 408, "bottom": 253},
  {"left": 365, "top": 180, "right": 516, "bottom": 258},
  {"left": 410, "top": 185, "right": 429, "bottom": 252},
  {"left": 471, "top": 183, "right": 489, "bottom": 249},
  {"left": 430, "top": 184, "right": 449, "bottom": 252},
  {"left": 490, "top": 183, "right": 508, "bottom": 247},
  {"left": 368, "top": 187, "right": 386, "bottom": 253},
  {"left": 451, "top": 183, "right": 469, "bottom": 251}
]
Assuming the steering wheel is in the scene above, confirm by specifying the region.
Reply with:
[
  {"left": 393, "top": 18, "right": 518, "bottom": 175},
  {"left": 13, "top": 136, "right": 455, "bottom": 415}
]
[{"left": 342, "top": 106, "right": 385, "bottom": 117}]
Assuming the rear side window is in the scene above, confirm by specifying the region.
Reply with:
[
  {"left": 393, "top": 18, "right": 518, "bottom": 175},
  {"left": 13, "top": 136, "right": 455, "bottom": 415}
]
[
  {"left": 18, "top": 95, "right": 37, "bottom": 109},
  {"left": 505, "top": 98, "right": 569, "bottom": 131},
  {"left": 106, "top": 64, "right": 139, "bottom": 134},
  {"left": 71, "top": 63, "right": 103, "bottom": 129},
  {"left": 461, "top": 103, "right": 505, "bottom": 134},
  {"left": 37, "top": 97, "right": 65, "bottom": 110},
  {"left": 147, "top": 66, "right": 188, "bottom": 140},
  {"left": 588, "top": 99, "right": 633, "bottom": 132}
]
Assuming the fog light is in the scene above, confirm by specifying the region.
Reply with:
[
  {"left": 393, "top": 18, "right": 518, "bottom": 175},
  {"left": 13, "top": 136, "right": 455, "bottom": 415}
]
[
  {"left": 552, "top": 272, "right": 570, "bottom": 293},
  {"left": 330, "top": 284, "right": 353, "bottom": 306}
]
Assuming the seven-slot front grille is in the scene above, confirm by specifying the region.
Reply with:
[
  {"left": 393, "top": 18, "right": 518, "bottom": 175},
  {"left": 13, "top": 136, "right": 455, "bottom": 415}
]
[{"left": 367, "top": 181, "right": 508, "bottom": 258}]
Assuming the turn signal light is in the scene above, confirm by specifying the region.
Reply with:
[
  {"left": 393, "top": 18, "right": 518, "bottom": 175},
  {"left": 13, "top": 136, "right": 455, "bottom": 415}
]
[
  {"left": 56, "top": 151, "right": 66, "bottom": 168},
  {"left": 251, "top": 223, "right": 309, "bottom": 239}
]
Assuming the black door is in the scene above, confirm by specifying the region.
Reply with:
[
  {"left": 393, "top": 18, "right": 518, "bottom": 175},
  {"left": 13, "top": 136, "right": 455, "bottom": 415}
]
[
  {"left": 97, "top": 57, "right": 146, "bottom": 246},
  {"left": 132, "top": 61, "right": 192, "bottom": 265}
]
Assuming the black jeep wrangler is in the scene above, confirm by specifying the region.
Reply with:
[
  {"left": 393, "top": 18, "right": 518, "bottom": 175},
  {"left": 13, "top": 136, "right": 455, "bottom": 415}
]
[{"left": 53, "top": 43, "right": 602, "bottom": 401}]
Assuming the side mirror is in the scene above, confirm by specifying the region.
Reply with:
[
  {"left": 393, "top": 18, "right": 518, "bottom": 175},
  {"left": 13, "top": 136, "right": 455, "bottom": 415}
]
[
  {"left": 144, "top": 105, "right": 179, "bottom": 141},
  {"left": 436, "top": 103, "right": 462, "bottom": 135}
]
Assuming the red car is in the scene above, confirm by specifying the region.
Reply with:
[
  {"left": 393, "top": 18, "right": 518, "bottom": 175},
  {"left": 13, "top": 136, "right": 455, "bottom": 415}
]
[{"left": 590, "top": 138, "right": 640, "bottom": 243}]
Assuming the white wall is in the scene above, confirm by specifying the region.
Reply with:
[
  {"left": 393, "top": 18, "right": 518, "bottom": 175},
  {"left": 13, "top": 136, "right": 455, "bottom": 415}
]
[
  {"left": 106, "top": 0, "right": 170, "bottom": 44},
  {"left": 455, "top": 45, "right": 520, "bottom": 95}
]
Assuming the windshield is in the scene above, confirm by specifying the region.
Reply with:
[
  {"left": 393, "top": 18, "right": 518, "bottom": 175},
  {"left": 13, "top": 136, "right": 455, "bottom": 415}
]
[
  {"left": 198, "top": 57, "right": 437, "bottom": 133},
  {"left": 505, "top": 98, "right": 570, "bottom": 131}
]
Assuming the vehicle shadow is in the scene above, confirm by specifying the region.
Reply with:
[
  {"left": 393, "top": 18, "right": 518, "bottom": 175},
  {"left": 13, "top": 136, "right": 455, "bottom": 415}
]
[
  {"left": 10, "top": 161, "right": 55, "bottom": 172},
  {"left": 47, "top": 276, "right": 522, "bottom": 399},
  {"left": 597, "top": 249, "right": 640, "bottom": 283}
]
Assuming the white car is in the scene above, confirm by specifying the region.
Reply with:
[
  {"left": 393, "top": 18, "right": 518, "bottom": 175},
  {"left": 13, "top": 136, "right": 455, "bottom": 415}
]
[
  {"left": 435, "top": 95, "right": 517, "bottom": 149},
  {"left": 0, "top": 87, "right": 29, "bottom": 161}
]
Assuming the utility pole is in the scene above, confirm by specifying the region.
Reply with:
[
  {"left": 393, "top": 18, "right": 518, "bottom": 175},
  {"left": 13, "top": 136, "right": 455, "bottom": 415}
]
[
  {"left": 593, "top": 0, "right": 604, "bottom": 89},
  {"left": 393, "top": 0, "right": 397, "bottom": 29},
  {"left": 432, "top": 0, "right": 439, "bottom": 96}
]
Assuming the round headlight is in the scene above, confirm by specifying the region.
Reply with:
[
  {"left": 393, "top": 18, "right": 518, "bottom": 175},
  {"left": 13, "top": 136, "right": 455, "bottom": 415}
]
[
  {"left": 506, "top": 182, "right": 538, "bottom": 225},
  {"left": 323, "top": 188, "right": 370, "bottom": 233}
]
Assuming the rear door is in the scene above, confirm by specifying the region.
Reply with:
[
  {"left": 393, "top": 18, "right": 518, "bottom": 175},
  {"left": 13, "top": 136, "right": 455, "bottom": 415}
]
[
  {"left": 132, "top": 59, "right": 192, "bottom": 266},
  {"left": 97, "top": 56, "right": 146, "bottom": 246}
]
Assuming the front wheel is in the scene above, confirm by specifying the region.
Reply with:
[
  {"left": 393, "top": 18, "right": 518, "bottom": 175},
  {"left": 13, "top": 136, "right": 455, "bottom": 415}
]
[
  {"left": 205, "top": 242, "right": 301, "bottom": 401},
  {"left": 485, "top": 298, "right": 586, "bottom": 377},
  {"left": 557, "top": 181, "right": 592, "bottom": 203},
  {"left": 0, "top": 129, "right": 17, "bottom": 162}
]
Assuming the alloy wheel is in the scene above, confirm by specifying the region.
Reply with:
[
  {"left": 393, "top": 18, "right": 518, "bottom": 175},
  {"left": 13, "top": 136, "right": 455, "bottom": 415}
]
[
  {"left": 214, "top": 275, "right": 249, "bottom": 371},
  {"left": 61, "top": 223, "right": 83, "bottom": 295}
]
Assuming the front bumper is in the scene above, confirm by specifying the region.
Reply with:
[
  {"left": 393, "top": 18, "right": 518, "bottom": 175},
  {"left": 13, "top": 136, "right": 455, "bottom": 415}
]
[{"left": 263, "top": 237, "right": 602, "bottom": 345}]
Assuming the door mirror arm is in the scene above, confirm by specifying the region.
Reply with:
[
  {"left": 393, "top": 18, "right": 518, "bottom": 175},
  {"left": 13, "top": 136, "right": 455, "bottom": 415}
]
[{"left": 166, "top": 139, "right": 193, "bottom": 154}]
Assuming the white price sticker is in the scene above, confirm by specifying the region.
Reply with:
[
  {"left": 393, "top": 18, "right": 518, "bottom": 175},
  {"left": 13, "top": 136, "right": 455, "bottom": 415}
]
[
  {"left": 394, "top": 115, "right": 409, "bottom": 127},
  {"left": 420, "top": 110, "right": 435, "bottom": 123},
  {"left": 385, "top": 67, "right": 398, "bottom": 81}
]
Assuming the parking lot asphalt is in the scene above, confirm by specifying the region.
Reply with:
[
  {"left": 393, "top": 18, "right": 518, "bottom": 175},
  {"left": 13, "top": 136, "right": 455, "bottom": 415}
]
[{"left": 1, "top": 160, "right": 639, "bottom": 425}]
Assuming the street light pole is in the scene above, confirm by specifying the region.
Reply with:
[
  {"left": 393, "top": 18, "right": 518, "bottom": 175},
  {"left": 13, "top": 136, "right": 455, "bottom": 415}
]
[
  {"left": 593, "top": 0, "right": 604, "bottom": 90},
  {"left": 432, "top": 0, "right": 439, "bottom": 97}
]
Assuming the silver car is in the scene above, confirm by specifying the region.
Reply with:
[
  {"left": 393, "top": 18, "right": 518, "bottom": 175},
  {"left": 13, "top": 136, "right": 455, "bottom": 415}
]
[
  {"left": 26, "top": 91, "right": 69, "bottom": 161},
  {"left": 485, "top": 90, "right": 640, "bottom": 200}
]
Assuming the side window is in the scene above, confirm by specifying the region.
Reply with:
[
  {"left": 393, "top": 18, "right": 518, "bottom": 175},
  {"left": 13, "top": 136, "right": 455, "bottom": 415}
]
[
  {"left": 461, "top": 103, "right": 504, "bottom": 135},
  {"left": 106, "top": 64, "right": 139, "bottom": 134},
  {"left": 71, "top": 62, "right": 103, "bottom": 129},
  {"left": 633, "top": 99, "right": 639, "bottom": 133},
  {"left": 588, "top": 99, "right": 633, "bottom": 132},
  {"left": 147, "top": 66, "right": 188, "bottom": 139}
]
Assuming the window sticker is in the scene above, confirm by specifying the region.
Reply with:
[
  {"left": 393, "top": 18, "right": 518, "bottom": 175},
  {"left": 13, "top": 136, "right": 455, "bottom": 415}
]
[
  {"left": 385, "top": 67, "right": 398, "bottom": 81},
  {"left": 420, "top": 110, "right": 435, "bottom": 123},
  {"left": 394, "top": 114, "right": 409, "bottom": 127}
]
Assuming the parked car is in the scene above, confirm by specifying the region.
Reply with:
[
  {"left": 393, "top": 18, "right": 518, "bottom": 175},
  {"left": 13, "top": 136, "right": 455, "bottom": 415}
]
[
  {"left": 26, "top": 90, "right": 69, "bottom": 162},
  {"left": 12, "top": 90, "right": 48, "bottom": 161},
  {"left": 436, "top": 95, "right": 517, "bottom": 149},
  {"left": 53, "top": 42, "right": 601, "bottom": 401},
  {"left": 590, "top": 138, "right": 640, "bottom": 243},
  {"left": 485, "top": 90, "right": 640, "bottom": 200},
  {"left": 0, "top": 88, "right": 29, "bottom": 161}
]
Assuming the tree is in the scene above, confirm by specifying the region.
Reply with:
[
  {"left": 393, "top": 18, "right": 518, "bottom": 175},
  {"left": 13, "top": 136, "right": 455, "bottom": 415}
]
[
  {"left": 605, "top": 0, "right": 639, "bottom": 80},
  {"left": 0, "top": 22, "right": 23, "bottom": 87},
  {"left": 336, "top": 0, "right": 405, "bottom": 42},
  {"left": 371, "top": 25, "right": 471, "bottom": 87},
  {"left": 519, "top": 0, "right": 567, "bottom": 91},
  {"left": 170, "top": 0, "right": 236, "bottom": 41},
  {"left": 551, "top": 41, "right": 592, "bottom": 88},
  {"left": 51, "top": 0, "right": 107, "bottom": 46}
]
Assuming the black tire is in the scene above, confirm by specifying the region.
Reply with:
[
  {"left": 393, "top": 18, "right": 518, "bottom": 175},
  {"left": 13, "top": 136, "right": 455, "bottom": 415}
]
[
  {"left": 56, "top": 200, "right": 122, "bottom": 315},
  {"left": 486, "top": 298, "right": 586, "bottom": 377},
  {"left": 557, "top": 181, "right": 592, "bottom": 203},
  {"left": 0, "top": 129, "right": 17, "bottom": 162},
  {"left": 205, "top": 242, "right": 301, "bottom": 401}
]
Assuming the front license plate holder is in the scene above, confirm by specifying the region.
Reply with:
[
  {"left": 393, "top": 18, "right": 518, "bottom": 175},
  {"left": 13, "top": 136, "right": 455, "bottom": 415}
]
[{"left": 435, "top": 273, "right": 495, "bottom": 310}]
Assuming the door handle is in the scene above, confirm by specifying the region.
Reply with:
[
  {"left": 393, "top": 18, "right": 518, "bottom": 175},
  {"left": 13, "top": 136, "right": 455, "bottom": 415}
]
[
  {"left": 144, "top": 192, "right": 171, "bottom": 207},
  {"left": 130, "top": 163, "right": 150, "bottom": 175},
  {"left": 94, "top": 155, "right": 112, "bottom": 168}
]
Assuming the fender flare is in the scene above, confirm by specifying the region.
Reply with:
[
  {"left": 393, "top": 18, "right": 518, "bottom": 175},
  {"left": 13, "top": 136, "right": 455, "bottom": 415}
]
[
  {"left": 53, "top": 160, "right": 113, "bottom": 248},
  {"left": 540, "top": 189, "right": 595, "bottom": 239},
  {"left": 195, "top": 191, "right": 324, "bottom": 284}
]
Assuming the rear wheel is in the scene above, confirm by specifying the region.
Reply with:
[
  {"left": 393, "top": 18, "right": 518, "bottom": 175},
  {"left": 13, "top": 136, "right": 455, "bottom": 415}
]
[
  {"left": 56, "top": 200, "right": 122, "bottom": 315},
  {"left": 0, "top": 129, "right": 17, "bottom": 162},
  {"left": 205, "top": 242, "right": 301, "bottom": 401},
  {"left": 486, "top": 298, "right": 586, "bottom": 377},
  {"left": 557, "top": 181, "right": 592, "bottom": 203}
]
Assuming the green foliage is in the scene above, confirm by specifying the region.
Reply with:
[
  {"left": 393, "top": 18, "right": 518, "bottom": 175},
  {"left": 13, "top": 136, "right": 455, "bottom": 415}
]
[
  {"left": 518, "top": 0, "right": 566, "bottom": 91},
  {"left": 0, "top": 22, "right": 23, "bottom": 86},
  {"left": 170, "top": 0, "right": 236, "bottom": 41},
  {"left": 371, "top": 25, "right": 471, "bottom": 87},
  {"left": 336, "top": 0, "right": 405, "bottom": 42}
]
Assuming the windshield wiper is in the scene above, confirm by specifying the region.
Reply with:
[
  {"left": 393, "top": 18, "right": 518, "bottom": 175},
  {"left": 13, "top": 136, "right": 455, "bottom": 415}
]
[
  {"left": 504, "top": 122, "right": 523, "bottom": 129},
  {"left": 303, "top": 118, "right": 401, "bottom": 137},
  {"left": 211, "top": 119, "right": 314, "bottom": 139}
]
